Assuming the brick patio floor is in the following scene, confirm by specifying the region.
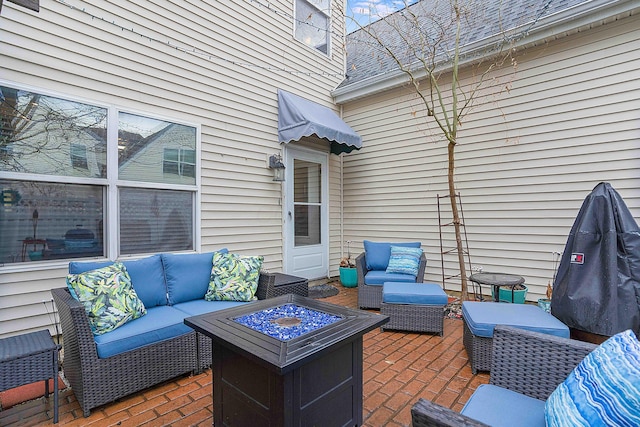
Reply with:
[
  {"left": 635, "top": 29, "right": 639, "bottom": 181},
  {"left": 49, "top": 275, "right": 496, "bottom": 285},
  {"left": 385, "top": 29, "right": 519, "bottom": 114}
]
[{"left": 0, "top": 285, "right": 489, "bottom": 426}]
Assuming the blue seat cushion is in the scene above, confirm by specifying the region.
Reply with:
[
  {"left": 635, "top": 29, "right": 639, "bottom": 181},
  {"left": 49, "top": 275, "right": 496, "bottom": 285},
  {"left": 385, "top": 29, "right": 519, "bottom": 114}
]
[
  {"left": 461, "top": 384, "right": 546, "bottom": 427},
  {"left": 383, "top": 282, "right": 448, "bottom": 305},
  {"left": 69, "top": 254, "right": 167, "bottom": 308},
  {"left": 163, "top": 249, "right": 228, "bottom": 305},
  {"left": 462, "top": 301, "right": 569, "bottom": 338},
  {"left": 364, "top": 270, "right": 417, "bottom": 285},
  {"left": 363, "top": 240, "right": 421, "bottom": 271},
  {"left": 172, "top": 299, "right": 249, "bottom": 316},
  {"left": 93, "top": 306, "right": 192, "bottom": 358}
]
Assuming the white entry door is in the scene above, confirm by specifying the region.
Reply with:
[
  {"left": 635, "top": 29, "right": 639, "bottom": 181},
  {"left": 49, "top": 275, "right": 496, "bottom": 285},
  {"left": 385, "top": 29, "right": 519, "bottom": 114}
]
[{"left": 284, "top": 147, "right": 328, "bottom": 279}]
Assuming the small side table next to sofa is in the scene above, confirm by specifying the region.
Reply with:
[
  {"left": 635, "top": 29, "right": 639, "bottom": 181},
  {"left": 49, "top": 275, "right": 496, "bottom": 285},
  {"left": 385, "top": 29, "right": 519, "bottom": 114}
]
[{"left": 0, "top": 330, "right": 60, "bottom": 423}]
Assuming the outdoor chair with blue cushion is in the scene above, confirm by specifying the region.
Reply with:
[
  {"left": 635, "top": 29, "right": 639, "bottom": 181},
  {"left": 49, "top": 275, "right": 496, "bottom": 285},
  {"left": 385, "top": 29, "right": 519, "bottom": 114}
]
[
  {"left": 412, "top": 325, "right": 640, "bottom": 427},
  {"left": 356, "top": 240, "right": 427, "bottom": 309}
]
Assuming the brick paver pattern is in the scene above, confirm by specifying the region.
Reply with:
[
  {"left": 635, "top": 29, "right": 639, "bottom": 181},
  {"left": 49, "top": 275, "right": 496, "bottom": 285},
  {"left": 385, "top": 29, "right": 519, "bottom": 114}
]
[{"left": 0, "top": 285, "right": 489, "bottom": 426}]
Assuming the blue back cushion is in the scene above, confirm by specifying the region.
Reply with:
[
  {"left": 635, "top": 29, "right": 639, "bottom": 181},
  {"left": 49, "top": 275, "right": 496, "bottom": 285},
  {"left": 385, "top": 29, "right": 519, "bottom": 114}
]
[
  {"left": 69, "top": 254, "right": 167, "bottom": 308},
  {"left": 163, "top": 249, "right": 228, "bottom": 305},
  {"left": 363, "top": 240, "right": 421, "bottom": 271}
]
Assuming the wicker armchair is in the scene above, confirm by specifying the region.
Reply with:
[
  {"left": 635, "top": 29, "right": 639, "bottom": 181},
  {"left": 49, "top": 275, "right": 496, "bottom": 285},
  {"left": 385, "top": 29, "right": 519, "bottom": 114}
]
[
  {"left": 356, "top": 251, "right": 427, "bottom": 309},
  {"left": 411, "top": 325, "right": 597, "bottom": 427}
]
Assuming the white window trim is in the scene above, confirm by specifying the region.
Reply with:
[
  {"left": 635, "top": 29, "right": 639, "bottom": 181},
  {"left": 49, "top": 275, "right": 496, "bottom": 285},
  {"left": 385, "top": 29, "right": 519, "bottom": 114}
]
[
  {"left": 293, "top": 0, "right": 332, "bottom": 56},
  {"left": 0, "top": 80, "right": 202, "bottom": 271}
]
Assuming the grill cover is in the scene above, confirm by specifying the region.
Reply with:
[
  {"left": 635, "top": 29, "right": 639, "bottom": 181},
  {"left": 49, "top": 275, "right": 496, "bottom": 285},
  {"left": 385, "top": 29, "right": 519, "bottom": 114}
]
[{"left": 552, "top": 182, "right": 640, "bottom": 337}]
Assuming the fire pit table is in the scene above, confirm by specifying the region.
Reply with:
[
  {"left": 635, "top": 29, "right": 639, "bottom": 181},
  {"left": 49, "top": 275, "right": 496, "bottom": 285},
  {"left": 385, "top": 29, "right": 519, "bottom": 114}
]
[{"left": 184, "top": 294, "right": 388, "bottom": 427}]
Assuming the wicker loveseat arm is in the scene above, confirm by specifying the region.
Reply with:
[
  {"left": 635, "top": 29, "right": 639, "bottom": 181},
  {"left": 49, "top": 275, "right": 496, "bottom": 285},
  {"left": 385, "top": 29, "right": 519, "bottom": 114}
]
[
  {"left": 490, "top": 325, "right": 597, "bottom": 400},
  {"left": 411, "top": 398, "right": 490, "bottom": 427}
]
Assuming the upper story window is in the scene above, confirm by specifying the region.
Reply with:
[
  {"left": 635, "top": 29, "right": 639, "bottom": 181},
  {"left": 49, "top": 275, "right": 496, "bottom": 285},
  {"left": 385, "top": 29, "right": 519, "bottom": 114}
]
[
  {"left": 0, "top": 84, "right": 199, "bottom": 265},
  {"left": 295, "top": 0, "right": 330, "bottom": 55}
]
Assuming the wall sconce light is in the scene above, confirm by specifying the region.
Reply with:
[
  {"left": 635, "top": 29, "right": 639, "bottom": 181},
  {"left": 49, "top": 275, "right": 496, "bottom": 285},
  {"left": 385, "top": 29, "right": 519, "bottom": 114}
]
[{"left": 269, "top": 154, "right": 285, "bottom": 182}]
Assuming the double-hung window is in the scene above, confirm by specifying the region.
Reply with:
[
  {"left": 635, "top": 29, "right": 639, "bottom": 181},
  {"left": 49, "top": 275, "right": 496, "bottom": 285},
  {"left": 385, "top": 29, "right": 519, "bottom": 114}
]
[
  {"left": 295, "top": 0, "right": 330, "bottom": 54},
  {"left": 0, "top": 84, "right": 199, "bottom": 265}
]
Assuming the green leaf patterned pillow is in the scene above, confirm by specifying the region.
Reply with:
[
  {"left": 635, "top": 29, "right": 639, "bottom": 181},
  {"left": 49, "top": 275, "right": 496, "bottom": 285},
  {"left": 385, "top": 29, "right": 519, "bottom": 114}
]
[
  {"left": 205, "top": 252, "right": 264, "bottom": 302},
  {"left": 66, "top": 262, "right": 147, "bottom": 335}
]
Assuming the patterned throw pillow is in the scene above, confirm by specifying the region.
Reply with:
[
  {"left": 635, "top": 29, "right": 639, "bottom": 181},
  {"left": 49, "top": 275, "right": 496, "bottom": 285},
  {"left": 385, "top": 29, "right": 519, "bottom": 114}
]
[
  {"left": 205, "top": 252, "right": 264, "bottom": 302},
  {"left": 545, "top": 329, "right": 640, "bottom": 426},
  {"left": 385, "top": 246, "right": 423, "bottom": 277},
  {"left": 66, "top": 262, "right": 147, "bottom": 335}
]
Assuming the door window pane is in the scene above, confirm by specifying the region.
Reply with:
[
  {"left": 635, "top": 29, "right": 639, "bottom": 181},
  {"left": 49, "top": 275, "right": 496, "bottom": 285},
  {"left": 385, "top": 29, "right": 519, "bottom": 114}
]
[
  {"left": 294, "top": 205, "right": 321, "bottom": 246},
  {"left": 293, "top": 159, "right": 322, "bottom": 246},
  {"left": 294, "top": 160, "right": 321, "bottom": 203},
  {"left": 0, "top": 86, "right": 107, "bottom": 178},
  {"left": 0, "top": 180, "right": 104, "bottom": 263},
  {"left": 119, "top": 188, "right": 193, "bottom": 255}
]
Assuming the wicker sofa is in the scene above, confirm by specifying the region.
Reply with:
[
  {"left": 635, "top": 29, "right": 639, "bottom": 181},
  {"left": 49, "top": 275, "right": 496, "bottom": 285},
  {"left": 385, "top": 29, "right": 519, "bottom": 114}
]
[
  {"left": 356, "top": 240, "right": 427, "bottom": 309},
  {"left": 51, "top": 251, "right": 278, "bottom": 417},
  {"left": 411, "top": 325, "right": 598, "bottom": 426}
]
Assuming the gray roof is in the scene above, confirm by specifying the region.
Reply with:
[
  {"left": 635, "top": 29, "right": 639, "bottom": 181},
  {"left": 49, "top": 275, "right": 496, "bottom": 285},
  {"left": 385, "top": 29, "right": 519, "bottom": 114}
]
[{"left": 339, "top": 0, "right": 594, "bottom": 90}]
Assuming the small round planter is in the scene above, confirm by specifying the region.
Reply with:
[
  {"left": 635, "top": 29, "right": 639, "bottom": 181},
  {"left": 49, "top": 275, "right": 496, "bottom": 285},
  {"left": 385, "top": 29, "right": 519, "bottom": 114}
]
[
  {"left": 492, "top": 284, "right": 528, "bottom": 304},
  {"left": 339, "top": 267, "right": 357, "bottom": 288}
]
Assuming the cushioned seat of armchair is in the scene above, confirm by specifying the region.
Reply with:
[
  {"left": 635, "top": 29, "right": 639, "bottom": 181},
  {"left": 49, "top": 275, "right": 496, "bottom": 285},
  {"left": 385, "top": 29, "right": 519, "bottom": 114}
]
[
  {"left": 356, "top": 240, "right": 426, "bottom": 309},
  {"left": 411, "top": 326, "right": 640, "bottom": 427}
]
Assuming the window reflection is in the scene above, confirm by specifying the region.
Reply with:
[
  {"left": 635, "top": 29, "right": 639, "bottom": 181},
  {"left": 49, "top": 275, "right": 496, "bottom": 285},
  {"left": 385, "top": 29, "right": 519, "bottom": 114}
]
[
  {"left": 0, "top": 86, "right": 107, "bottom": 177},
  {"left": 0, "top": 85, "right": 198, "bottom": 264},
  {"left": 118, "top": 112, "right": 196, "bottom": 185},
  {"left": 0, "top": 180, "right": 104, "bottom": 263}
]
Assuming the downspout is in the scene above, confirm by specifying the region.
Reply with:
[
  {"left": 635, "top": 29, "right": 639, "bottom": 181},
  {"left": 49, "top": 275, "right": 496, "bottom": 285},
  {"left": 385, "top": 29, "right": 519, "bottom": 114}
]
[{"left": 339, "top": 104, "right": 345, "bottom": 264}]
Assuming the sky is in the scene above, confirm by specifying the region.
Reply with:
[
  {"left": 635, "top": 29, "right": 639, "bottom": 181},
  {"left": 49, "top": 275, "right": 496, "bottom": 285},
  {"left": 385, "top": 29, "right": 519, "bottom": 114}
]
[{"left": 345, "top": 0, "right": 416, "bottom": 33}]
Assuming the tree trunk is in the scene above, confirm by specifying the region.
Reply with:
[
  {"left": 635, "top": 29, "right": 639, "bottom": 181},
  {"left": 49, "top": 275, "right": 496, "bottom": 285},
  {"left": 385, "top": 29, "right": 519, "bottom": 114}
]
[{"left": 447, "top": 140, "right": 469, "bottom": 301}]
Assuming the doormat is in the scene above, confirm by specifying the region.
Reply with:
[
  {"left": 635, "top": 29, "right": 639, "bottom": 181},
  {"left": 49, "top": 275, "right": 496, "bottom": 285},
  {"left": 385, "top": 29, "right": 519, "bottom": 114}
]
[{"left": 309, "top": 284, "right": 339, "bottom": 299}]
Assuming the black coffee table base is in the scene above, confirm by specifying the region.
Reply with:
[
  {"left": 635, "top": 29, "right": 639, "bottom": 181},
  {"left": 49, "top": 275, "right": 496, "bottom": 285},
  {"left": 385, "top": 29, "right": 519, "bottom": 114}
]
[
  {"left": 214, "top": 337, "right": 363, "bottom": 426},
  {"left": 185, "top": 294, "right": 387, "bottom": 427}
]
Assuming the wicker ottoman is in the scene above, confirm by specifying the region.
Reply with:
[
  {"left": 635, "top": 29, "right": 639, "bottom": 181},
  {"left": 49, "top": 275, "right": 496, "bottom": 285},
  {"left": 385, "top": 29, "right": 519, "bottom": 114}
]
[
  {"left": 462, "top": 301, "right": 570, "bottom": 373},
  {"left": 381, "top": 282, "right": 448, "bottom": 336}
]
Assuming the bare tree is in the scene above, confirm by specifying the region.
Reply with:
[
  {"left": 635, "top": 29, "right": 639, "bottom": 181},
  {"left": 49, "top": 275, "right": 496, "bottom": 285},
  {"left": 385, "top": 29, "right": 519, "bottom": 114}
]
[
  {"left": 345, "top": 0, "right": 552, "bottom": 300},
  {"left": 1, "top": 86, "right": 107, "bottom": 176}
]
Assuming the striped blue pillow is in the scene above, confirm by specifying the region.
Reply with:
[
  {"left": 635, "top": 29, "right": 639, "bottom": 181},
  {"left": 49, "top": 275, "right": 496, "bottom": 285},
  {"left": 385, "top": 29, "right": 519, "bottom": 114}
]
[
  {"left": 385, "top": 246, "right": 423, "bottom": 277},
  {"left": 545, "top": 329, "right": 640, "bottom": 426}
]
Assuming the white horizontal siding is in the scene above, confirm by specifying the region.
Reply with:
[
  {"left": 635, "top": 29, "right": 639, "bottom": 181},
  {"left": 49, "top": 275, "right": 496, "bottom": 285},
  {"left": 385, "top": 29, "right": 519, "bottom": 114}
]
[
  {"left": 339, "top": 14, "right": 640, "bottom": 301},
  {"left": 0, "top": 0, "right": 347, "bottom": 337}
]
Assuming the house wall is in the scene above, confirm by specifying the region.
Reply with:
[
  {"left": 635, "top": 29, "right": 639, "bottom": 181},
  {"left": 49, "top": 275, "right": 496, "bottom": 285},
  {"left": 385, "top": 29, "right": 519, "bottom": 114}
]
[
  {"left": 338, "top": 15, "right": 640, "bottom": 302},
  {"left": 0, "top": 0, "right": 348, "bottom": 338}
]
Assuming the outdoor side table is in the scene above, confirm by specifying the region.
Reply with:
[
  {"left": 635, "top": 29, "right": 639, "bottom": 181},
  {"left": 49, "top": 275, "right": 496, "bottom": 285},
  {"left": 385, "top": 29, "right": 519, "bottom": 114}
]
[
  {"left": 0, "top": 330, "right": 60, "bottom": 423},
  {"left": 257, "top": 272, "right": 309, "bottom": 299},
  {"left": 469, "top": 272, "right": 525, "bottom": 303}
]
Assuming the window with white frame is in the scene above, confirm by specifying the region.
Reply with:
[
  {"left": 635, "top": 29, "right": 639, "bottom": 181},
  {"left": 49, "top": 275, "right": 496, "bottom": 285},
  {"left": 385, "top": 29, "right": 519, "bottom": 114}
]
[
  {"left": 295, "top": 0, "right": 330, "bottom": 54},
  {"left": 0, "top": 84, "right": 199, "bottom": 265}
]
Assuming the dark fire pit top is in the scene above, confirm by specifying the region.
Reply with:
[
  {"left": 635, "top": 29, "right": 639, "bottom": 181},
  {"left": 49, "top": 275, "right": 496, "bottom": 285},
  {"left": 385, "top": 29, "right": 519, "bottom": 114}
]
[{"left": 233, "top": 303, "right": 342, "bottom": 341}]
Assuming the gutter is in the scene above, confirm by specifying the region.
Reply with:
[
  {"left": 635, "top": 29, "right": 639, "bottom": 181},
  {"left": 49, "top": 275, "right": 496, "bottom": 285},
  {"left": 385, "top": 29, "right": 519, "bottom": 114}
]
[{"left": 333, "top": 0, "right": 640, "bottom": 104}]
